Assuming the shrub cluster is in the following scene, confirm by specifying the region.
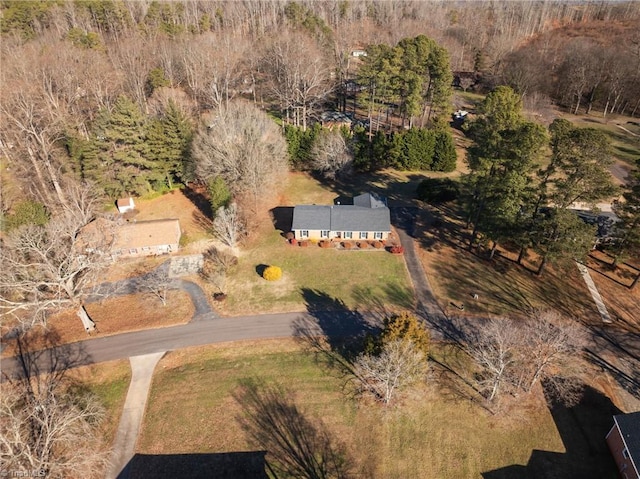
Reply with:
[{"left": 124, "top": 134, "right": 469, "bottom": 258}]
[
  {"left": 262, "top": 265, "right": 282, "bottom": 281},
  {"left": 416, "top": 177, "right": 460, "bottom": 203},
  {"left": 319, "top": 240, "right": 331, "bottom": 248},
  {"left": 390, "top": 245, "right": 404, "bottom": 254}
]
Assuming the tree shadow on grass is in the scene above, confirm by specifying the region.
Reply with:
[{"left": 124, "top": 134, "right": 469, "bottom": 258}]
[
  {"left": 234, "top": 379, "right": 354, "bottom": 479},
  {"left": 182, "top": 182, "right": 212, "bottom": 219},
  {"left": 295, "top": 288, "right": 380, "bottom": 365},
  {"left": 121, "top": 452, "right": 269, "bottom": 479},
  {"left": 482, "top": 380, "right": 620, "bottom": 479}
]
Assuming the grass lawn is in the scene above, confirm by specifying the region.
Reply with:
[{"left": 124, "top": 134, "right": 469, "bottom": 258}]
[
  {"left": 135, "top": 339, "right": 620, "bottom": 479},
  {"left": 222, "top": 229, "right": 413, "bottom": 315},
  {"left": 72, "top": 359, "right": 132, "bottom": 446},
  {"left": 218, "top": 172, "right": 414, "bottom": 315}
]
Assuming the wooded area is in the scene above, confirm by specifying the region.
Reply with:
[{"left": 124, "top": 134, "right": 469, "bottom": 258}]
[{"left": 1, "top": 0, "right": 638, "bottom": 201}]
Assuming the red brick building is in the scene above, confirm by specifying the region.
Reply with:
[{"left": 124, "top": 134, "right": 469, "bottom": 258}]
[{"left": 607, "top": 411, "right": 640, "bottom": 479}]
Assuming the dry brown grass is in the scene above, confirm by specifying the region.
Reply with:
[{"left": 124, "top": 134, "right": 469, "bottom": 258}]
[
  {"left": 585, "top": 251, "right": 640, "bottom": 328},
  {"left": 1, "top": 291, "right": 194, "bottom": 357},
  {"left": 414, "top": 203, "right": 603, "bottom": 322},
  {"left": 137, "top": 339, "right": 570, "bottom": 479}
]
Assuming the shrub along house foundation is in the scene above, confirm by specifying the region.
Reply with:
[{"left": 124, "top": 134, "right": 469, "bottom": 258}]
[{"left": 291, "top": 192, "right": 391, "bottom": 242}]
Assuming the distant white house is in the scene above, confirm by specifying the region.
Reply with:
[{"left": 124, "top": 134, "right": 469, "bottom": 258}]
[
  {"left": 116, "top": 197, "right": 135, "bottom": 214},
  {"left": 351, "top": 50, "right": 367, "bottom": 57}
]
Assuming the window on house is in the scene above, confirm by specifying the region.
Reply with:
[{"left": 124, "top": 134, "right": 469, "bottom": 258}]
[
  {"left": 344, "top": 231, "right": 353, "bottom": 239},
  {"left": 142, "top": 246, "right": 150, "bottom": 252},
  {"left": 300, "top": 230, "right": 309, "bottom": 238},
  {"left": 320, "top": 230, "right": 329, "bottom": 238},
  {"left": 129, "top": 248, "right": 137, "bottom": 254},
  {"left": 374, "top": 232, "right": 383, "bottom": 240},
  {"left": 359, "top": 232, "right": 368, "bottom": 239}
]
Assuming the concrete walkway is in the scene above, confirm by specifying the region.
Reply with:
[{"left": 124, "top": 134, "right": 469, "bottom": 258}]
[
  {"left": 105, "top": 352, "right": 165, "bottom": 479},
  {"left": 576, "top": 262, "right": 612, "bottom": 323}
]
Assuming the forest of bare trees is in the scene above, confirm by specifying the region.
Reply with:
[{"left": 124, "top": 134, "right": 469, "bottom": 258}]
[{"left": 1, "top": 1, "right": 639, "bottom": 211}]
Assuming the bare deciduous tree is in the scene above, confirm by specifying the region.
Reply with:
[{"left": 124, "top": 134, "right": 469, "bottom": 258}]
[
  {"left": 139, "top": 266, "right": 174, "bottom": 306},
  {"left": 465, "top": 318, "right": 521, "bottom": 402},
  {"left": 310, "top": 131, "right": 353, "bottom": 179},
  {"left": 201, "top": 246, "right": 238, "bottom": 293},
  {"left": 212, "top": 203, "right": 245, "bottom": 252},
  {"left": 1, "top": 333, "right": 109, "bottom": 478},
  {"left": 0, "top": 205, "right": 113, "bottom": 329},
  {"left": 192, "top": 101, "right": 288, "bottom": 211},
  {"left": 264, "top": 32, "right": 334, "bottom": 130},
  {"left": 463, "top": 310, "right": 586, "bottom": 404},
  {"left": 352, "top": 339, "right": 427, "bottom": 405}
]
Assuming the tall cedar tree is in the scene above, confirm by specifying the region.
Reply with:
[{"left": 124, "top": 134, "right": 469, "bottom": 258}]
[
  {"left": 611, "top": 159, "right": 640, "bottom": 274},
  {"left": 146, "top": 101, "right": 193, "bottom": 189},
  {"left": 464, "top": 86, "right": 547, "bottom": 253}
]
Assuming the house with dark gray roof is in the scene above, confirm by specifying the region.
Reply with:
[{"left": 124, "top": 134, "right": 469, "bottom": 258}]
[
  {"left": 291, "top": 192, "right": 391, "bottom": 242},
  {"left": 606, "top": 411, "right": 640, "bottom": 479}
]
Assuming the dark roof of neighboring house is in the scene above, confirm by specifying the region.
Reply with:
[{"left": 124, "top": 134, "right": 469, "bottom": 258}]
[
  {"left": 291, "top": 194, "right": 390, "bottom": 233},
  {"left": 614, "top": 411, "right": 640, "bottom": 470}
]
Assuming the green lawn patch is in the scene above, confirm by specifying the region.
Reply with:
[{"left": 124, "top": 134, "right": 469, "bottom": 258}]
[
  {"left": 136, "top": 340, "right": 575, "bottom": 479},
  {"left": 225, "top": 230, "right": 413, "bottom": 314},
  {"left": 77, "top": 360, "right": 131, "bottom": 445},
  {"left": 222, "top": 172, "right": 415, "bottom": 315}
]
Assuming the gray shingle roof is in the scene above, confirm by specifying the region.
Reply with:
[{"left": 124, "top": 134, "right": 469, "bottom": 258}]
[
  {"left": 291, "top": 205, "right": 331, "bottom": 231},
  {"left": 291, "top": 204, "right": 390, "bottom": 232},
  {"left": 353, "top": 192, "right": 387, "bottom": 209},
  {"left": 330, "top": 205, "right": 390, "bottom": 231},
  {"left": 615, "top": 411, "right": 640, "bottom": 472}
]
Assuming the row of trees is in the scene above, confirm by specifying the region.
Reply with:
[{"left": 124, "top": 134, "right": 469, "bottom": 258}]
[
  {"left": 321, "top": 307, "right": 584, "bottom": 410},
  {"left": 357, "top": 35, "right": 453, "bottom": 131},
  {"left": 463, "top": 86, "right": 621, "bottom": 275},
  {"left": 3, "top": 1, "right": 636, "bottom": 73},
  {"left": 499, "top": 23, "right": 640, "bottom": 117},
  {"left": 76, "top": 96, "right": 192, "bottom": 197}
]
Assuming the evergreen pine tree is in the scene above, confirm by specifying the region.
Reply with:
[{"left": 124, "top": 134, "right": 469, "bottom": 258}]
[
  {"left": 82, "top": 96, "right": 153, "bottom": 197},
  {"left": 146, "top": 101, "right": 193, "bottom": 190}
]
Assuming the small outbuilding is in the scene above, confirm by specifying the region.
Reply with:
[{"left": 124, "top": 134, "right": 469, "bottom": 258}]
[{"left": 116, "top": 197, "right": 135, "bottom": 214}]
